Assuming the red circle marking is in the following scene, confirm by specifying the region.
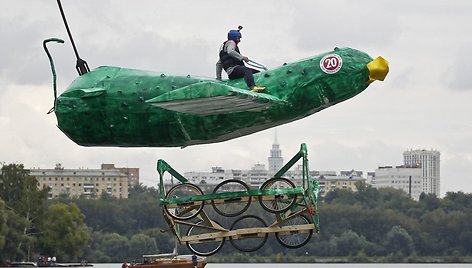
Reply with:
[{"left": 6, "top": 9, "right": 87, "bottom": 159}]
[{"left": 320, "top": 54, "right": 342, "bottom": 74}]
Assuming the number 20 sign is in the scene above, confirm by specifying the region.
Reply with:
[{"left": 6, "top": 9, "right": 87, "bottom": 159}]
[{"left": 320, "top": 54, "right": 342, "bottom": 74}]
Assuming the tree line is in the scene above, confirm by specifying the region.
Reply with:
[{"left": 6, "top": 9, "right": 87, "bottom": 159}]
[
  {"left": 0, "top": 164, "right": 89, "bottom": 263},
  {"left": 1, "top": 163, "right": 471, "bottom": 263}
]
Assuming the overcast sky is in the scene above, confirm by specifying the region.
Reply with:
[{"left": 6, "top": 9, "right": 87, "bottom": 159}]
[{"left": 1, "top": 0, "right": 471, "bottom": 196}]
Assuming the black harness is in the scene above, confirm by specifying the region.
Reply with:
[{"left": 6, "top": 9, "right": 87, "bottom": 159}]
[{"left": 219, "top": 41, "right": 245, "bottom": 71}]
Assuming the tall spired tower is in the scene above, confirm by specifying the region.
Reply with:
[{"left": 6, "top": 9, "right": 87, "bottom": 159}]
[{"left": 268, "top": 130, "right": 284, "bottom": 175}]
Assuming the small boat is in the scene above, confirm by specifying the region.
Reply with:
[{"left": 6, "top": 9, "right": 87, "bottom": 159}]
[{"left": 130, "top": 253, "right": 206, "bottom": 268}]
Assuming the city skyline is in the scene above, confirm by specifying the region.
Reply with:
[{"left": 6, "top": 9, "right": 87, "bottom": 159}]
[
  {"left": 23, "top": 137, "right": 439, "bottom": 201},
  {"left": 27, "top": 134, "right": 443, "bottom": 198},
  {"left": 181, "top": 136, "right": 440, "bottom": 184}
]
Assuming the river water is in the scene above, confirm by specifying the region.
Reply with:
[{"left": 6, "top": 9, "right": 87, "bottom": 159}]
[{"left": 94, "top": 263, "right": 471, "bottom": 268}]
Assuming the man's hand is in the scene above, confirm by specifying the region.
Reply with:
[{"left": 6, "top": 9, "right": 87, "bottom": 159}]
[{"left": 242, "top": 56, "right": 249, "bottom": 62}]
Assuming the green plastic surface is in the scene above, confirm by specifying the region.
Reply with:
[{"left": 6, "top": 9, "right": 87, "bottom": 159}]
[{"left": 54, "top": 47, "right": 375, "bottom": 147}]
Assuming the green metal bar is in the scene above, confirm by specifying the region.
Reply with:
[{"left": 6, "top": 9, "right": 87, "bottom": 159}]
[
  {"left": 43, "top": 38, "right": 64, "bottom": 114},
  {"left": 160, "top": 188, "right": 304, "bottom": 205},
  {"left": 273, "top": 143, "right": 307, "bottom": 178},
  {"left": 157, "top": 159, "right": 189, "bottom": 199},
  {"left": 157, "top": 159, "right": 188, "bottom": 183},
  {"left": 303, "top": 154, "right": 309, "bottom": 190}
]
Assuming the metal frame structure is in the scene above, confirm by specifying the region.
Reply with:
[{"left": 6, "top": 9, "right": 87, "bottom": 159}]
[{"left": 157, "top": 143, "right": 319, "bottom": 256}]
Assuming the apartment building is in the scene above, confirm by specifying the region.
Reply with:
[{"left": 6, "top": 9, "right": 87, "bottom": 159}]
[
  {"left": 373, "top": 165, "right": 423, "bottom": 200},
  {"left": 404, "top": 149, "right": 440, "bottom": 196},
  {"left": 286, "top": 165, "right": 365, "bottom": 197},
  {"left": 30, "top": 163, "right": 131, "bottom": 199},
  {"left": 101, "top": 163, "right": 140, "bottom": 188}
]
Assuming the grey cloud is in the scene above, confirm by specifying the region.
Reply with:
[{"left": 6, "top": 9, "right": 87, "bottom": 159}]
[
  {"left": 444, "top": 49, "right": 472, "bottom": 90},
  {"left": 290, "top": 1, "right": 401, "bottom": 52},
  {"left": 0, "top": 17, "right": 50, "bottom": 85}
]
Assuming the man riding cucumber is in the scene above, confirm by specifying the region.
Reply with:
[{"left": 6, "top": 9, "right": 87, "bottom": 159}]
[{"left": 216, "top": 26, "right": 266, "bottom": 92}]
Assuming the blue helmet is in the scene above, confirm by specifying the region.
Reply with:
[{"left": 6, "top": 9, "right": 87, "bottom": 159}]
[{"left": 227, "top": 30, "right": 242, "bottom": 41}]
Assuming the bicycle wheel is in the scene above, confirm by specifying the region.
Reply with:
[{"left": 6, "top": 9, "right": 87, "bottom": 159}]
[
  {"left": 259, "top": 178, "right": 297, "bottom": 213},
  {"left": 164, "top": 183, "right": 204, "bottom": 220},
  {"left": 211, "top": 179, "right": 251, "bottom": 217},
  {"left": 275, "top": 214, "right": 313, "bottom": 248},
  {"left": 186, "top": 220, "right": 225, "bottom": 256},
  {"left": 230, "top": 215, "right": 268, "bottom": 252}
]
